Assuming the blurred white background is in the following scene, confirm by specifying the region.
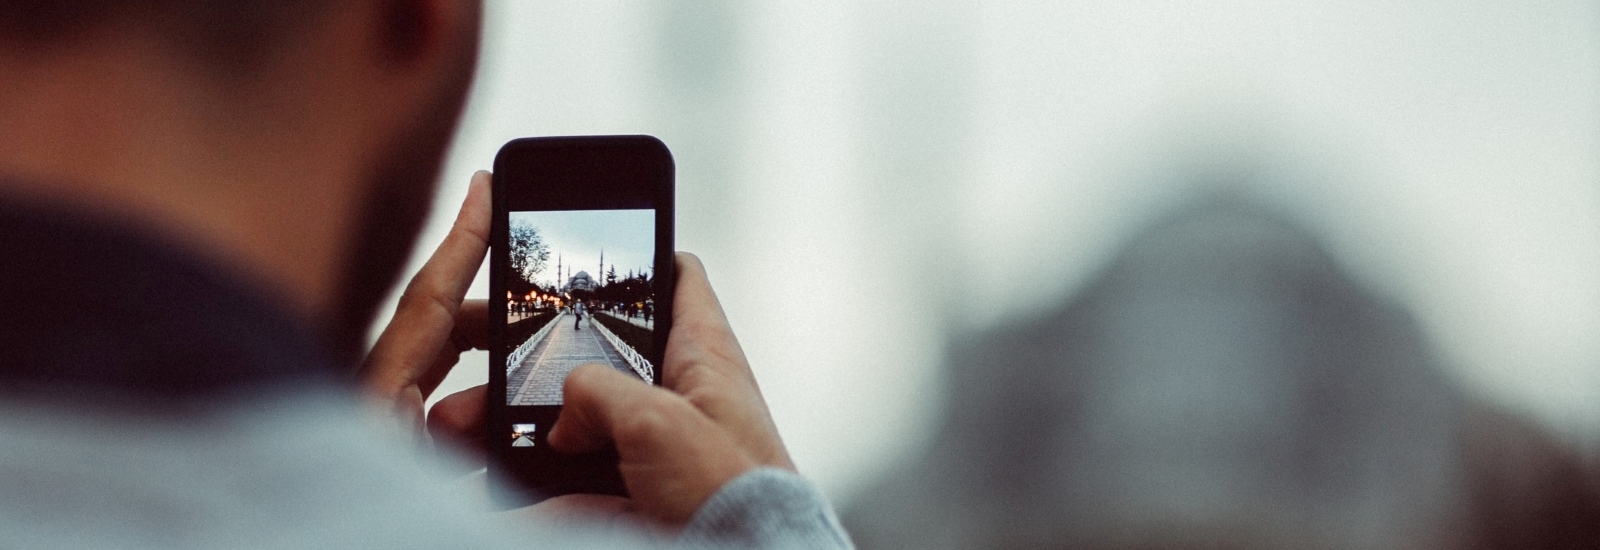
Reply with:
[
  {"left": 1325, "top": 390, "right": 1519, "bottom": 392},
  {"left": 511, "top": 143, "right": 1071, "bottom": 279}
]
[{"left": 374, "top": 0, "right": 1600, "bottom": 507}]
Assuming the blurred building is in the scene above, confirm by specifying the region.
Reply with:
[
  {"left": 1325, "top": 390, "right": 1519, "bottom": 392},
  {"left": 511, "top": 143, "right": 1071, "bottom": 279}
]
[{"left": 845, "top": 198, "right": 1600, "bottom": 549}]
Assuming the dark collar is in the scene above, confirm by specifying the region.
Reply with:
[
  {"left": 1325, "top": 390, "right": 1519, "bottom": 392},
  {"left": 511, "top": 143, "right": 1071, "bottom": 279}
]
[{"left": 0, "top": 193, "right": 348, "bottom": 403}]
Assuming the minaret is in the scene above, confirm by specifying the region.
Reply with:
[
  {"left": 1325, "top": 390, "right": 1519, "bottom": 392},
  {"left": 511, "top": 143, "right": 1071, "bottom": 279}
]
[
  {"left": 556, "top": 254, "right": 562, "bottom": 290},
  {"left": 599, "top": 249, "right": 604, "bottom": 286}
]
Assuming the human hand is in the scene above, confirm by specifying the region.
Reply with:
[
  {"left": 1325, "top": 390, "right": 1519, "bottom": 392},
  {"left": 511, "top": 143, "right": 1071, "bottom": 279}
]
[
  {"left": 375, "top": 171, "right": 796, "bottom": 525},
  {"left": 429, "top": 253, "right": 796, "bottom": 524},
  {"left": 358, "top": 170, "right": 491, "bottom": 448},
  {"left": 545, "top": 252, "right": 796, "bottom": 524}
]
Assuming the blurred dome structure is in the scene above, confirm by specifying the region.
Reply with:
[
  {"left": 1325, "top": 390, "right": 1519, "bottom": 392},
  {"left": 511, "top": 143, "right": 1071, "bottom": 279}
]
[
  {"left": 566, "top": 271, "right": 595, "bottom": 293},
  {"left": 843, "top": 197, "right": 1600, "bottom": 549}
]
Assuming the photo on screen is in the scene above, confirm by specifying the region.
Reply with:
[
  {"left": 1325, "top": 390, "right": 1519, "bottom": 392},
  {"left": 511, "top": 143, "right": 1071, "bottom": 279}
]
[
  {"left": 511, "top": 423, "right": 538, "bottom": 447},
  {"left": 504, "top": 209, "right": 656, "bottom": 406}
]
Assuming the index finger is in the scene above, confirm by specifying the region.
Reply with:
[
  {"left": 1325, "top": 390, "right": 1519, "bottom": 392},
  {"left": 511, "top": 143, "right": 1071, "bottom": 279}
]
[
  {"left": 360, "top": 171, "right": 493, "bottom": 396},
  {"left": 661, "top": 252, "right": 755, "bottom": 390},
  {"left": 661, "top": 253, "right": 793, "bottom": 469}
]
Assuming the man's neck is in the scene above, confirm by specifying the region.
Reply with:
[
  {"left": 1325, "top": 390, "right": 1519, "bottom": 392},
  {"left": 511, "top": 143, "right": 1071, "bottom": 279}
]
[{"left": 0, "top": 196, "right": 343, "bottom": 401}]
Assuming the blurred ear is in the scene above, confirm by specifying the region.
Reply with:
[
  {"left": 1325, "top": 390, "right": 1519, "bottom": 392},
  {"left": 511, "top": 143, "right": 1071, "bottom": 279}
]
[{"left": 376, "top": 0, "right": 480, "bottom": 68}]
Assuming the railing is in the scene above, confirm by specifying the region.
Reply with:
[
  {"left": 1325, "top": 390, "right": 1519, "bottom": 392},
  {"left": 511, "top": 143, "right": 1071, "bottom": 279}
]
[
  {"left": 592, "top": 314, "right": 655, "bottom": 383},
  {"left": 507, "top": 313, "right": 562, "bottom": 375}
]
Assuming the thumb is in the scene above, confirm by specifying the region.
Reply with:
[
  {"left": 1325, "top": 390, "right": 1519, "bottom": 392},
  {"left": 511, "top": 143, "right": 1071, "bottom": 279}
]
[
  {"left": 546, "top": 364, "right": 755, "bottom": 524},
  {"left": 547, "top": 364, "right": 662, "bottom": 454}
]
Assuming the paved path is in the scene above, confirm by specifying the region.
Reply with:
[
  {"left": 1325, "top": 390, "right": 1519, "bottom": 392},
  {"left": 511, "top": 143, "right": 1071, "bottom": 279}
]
[{"left": 507, "top": 312, "right": 640, "bottom": 406}]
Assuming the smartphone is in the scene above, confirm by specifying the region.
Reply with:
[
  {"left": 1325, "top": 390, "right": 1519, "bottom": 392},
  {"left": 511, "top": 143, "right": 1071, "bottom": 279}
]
[{"left": 488, "top": 135, "right": 674, "bottom": 505}]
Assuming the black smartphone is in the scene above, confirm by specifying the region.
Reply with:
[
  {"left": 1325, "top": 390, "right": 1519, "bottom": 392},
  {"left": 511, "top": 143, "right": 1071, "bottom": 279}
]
[{"left": 487, "top": 135, "right": 674, "bottom": 505}]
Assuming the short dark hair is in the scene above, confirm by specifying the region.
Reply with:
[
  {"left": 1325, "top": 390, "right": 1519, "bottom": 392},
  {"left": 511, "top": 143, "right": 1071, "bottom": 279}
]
[{"left": 0, "top": 0, "right": 331, "bottom": 76}]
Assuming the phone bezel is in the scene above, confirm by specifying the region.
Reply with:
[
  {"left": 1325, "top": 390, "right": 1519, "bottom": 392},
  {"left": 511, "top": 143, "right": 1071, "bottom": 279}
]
[{"left": 487, "top": 135, "right": 675, "bottom": 505}]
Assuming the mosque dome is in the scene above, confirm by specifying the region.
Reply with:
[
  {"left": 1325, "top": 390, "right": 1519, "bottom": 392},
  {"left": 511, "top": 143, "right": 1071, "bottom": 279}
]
[{"left": 567, "top": 270, "right": 596, "bottom": 292}]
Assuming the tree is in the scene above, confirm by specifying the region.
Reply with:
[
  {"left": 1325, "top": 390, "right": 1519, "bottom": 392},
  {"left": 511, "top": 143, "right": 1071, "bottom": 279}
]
[
  {"left": 508, "top": 222, "right": 550, "bottom": 286},
  {"left": 606, "top": 265, "right": 617, "bottom": 286}
]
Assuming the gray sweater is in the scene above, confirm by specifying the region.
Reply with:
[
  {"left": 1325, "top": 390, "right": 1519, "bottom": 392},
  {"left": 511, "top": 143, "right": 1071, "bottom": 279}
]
[{"left": 0, "top": 392, "right": 852, "bottom": 549}]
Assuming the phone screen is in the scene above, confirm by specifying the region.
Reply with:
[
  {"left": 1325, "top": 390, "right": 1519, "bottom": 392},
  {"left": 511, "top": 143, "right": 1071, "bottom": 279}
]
[
  {"left": 504, "top": 208, "right": 658, "bottom": 404},
  {"left": 489, "top": 136, "right": 673, "bottom": 501}
]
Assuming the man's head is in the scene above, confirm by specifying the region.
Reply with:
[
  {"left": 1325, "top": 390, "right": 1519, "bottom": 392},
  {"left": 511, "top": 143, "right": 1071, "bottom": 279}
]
[{"left": 0, "top": 0, "right": 483, "bottom": 361}]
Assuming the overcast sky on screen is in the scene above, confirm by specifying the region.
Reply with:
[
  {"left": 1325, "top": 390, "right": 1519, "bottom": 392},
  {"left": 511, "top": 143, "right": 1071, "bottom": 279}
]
[{"left": 511, "top": 209, "right": 655, "bottom": 289}]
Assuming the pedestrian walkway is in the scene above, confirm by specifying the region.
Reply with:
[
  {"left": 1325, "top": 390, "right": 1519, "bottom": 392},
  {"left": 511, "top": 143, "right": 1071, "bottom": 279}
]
[{"left": 507, "top": 312, "right": 641, "bottom": 405}]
